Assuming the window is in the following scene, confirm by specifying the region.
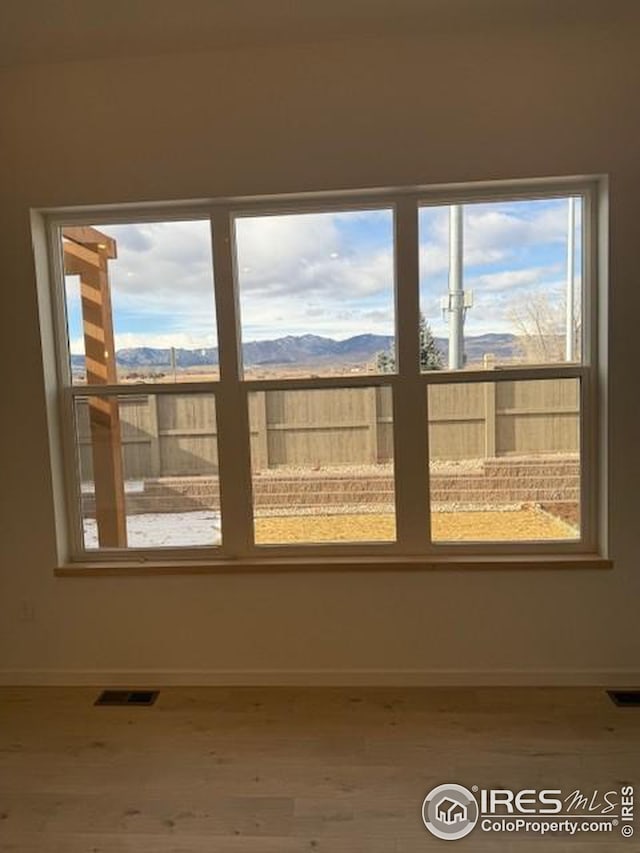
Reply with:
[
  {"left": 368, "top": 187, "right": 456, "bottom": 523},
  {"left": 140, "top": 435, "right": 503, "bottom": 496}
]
[{"left": 42, "top": 178, "right": 606, "bottom": 567}]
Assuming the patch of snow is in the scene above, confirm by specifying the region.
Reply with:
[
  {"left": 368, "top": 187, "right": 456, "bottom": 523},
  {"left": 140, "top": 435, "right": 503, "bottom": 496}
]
[
  {"left": 83, "top": 510, "right": 221, "bottom": 549},
  {"left": 81, "top": 479, "right": 146, "bottom": 495}
]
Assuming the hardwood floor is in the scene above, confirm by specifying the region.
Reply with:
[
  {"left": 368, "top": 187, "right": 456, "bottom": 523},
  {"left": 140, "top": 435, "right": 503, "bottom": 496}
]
[{"left": 0, "top": 687, "right": 638, "bottom": 851}]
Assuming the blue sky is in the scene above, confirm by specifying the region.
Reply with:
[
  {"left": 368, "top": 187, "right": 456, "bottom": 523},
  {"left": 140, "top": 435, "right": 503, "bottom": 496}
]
[
  {"left": 420, "top": 198, "right": 582, "bottom": 341},
  {"left": 64, "top": 197, "right": 582, "bottom": 353}
]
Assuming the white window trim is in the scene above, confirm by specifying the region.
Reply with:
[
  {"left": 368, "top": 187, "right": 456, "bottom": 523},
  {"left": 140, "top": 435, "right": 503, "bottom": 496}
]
[{"left": 34, "top": 175, "right": 610, "bottom": 572}]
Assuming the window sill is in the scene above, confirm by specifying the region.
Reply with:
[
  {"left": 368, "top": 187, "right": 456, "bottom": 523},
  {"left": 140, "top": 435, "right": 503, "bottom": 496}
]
[{"left": 55, "top": 553, "right": 612, "bottom": 577}]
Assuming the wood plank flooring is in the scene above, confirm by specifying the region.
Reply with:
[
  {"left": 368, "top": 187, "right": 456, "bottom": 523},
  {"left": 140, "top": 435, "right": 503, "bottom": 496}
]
[{"left": 0, "top": 687, "right": 638, "bottom": 851}]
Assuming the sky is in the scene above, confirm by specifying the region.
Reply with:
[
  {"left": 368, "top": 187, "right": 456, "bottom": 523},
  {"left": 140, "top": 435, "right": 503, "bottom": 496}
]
[{"left": 64, "top": 197, "right": 582, "bottom": 354}]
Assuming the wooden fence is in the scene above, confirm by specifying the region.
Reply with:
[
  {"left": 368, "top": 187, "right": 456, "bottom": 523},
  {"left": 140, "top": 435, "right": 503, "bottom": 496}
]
[{"left": 76, "top": 379, "right": 579, "bottom": 481}]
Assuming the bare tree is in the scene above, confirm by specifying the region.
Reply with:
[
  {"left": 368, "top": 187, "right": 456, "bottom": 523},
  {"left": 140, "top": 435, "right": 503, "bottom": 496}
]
[{"left": 508, "top": 293, "right": 581, "bottom": 364}]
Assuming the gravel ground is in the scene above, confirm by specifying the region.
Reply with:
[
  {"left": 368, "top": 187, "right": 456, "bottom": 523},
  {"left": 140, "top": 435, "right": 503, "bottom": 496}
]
[
  {"left": 83, "top": 505, "right": 577, "bottom": 549},
  {"left": 253, "top": 455, "right": 577, "bottom": 479},
  {"left": 255, "top": 506, "right": 578, "bottom": 544}
]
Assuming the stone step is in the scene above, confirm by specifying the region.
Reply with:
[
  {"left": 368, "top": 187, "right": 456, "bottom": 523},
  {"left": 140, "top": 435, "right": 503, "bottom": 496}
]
[
  {"left": 431, "top": 491, "right": 581, "bottom": 503},
  {"left": 484, "top": 464, "right": 580, "bottom": 477},
  {"left": 252, "top": 476, "right": 579, "bottom": 494},
  {"left": 253, "top": 479, "right": 392, "bottom": 494},
  {"left": 81, "top": 459, "right": 581, "bottom": 516}
]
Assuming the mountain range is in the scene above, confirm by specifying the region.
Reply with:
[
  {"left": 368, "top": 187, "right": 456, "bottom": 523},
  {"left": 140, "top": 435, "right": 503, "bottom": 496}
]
[{"left": 70, "top": 332, "right": 519, "bottom": 371}]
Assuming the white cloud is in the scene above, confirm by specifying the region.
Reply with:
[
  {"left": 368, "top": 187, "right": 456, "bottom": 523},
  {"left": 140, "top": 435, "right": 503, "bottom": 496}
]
[
  {"left": 419, "top": 242, "right": 507, "bottom": 277},
  {"left": 65, "top": 199, "right": 580, "bottom": 348},
  {"left": 420, "top": 198, "right": 580, "bottom": 336},
  {"left": 114, "top": 331, "right": 217, "bottom": 351},
  {"left": 236, "top": 212, "right": 393, "bottom": 298},
  {"left": 69, "top": 331, "right": 218, "bottom": 354},
  {"left": 65, "top": 220, "right": 218, "bottom": 351},
  {"left": 469, "top": 265, "right": 562, "bottom": 294},
  {"left": 235, "top": 211, "right": 395, "bottom": 339}
]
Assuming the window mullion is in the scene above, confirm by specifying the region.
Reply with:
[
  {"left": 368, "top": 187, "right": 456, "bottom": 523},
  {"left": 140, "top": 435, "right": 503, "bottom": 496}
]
[
  {"left": 580, "top": 184, "right": 602, "bottom": 553},
  {"left": 393, "top": 198, "right": 431, "bottom": 553},
  {"left": 211, "top": 210, "right": 254, "bottom": 557},
  {"left": 47, "top": 224, "right": 83, "bottom": 561},
  {"left": 579, "top": 373, "right": 596, "bottom": 551}
]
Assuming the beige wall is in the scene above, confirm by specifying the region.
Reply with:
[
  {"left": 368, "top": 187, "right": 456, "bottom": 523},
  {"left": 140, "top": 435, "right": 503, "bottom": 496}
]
[{"left": 0, "top": 14, "right": 638, "bottom": 684}]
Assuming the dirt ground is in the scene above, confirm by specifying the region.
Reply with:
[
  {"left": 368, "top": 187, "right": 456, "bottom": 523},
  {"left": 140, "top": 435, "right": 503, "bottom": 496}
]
[{"left": 254, "top": 507, "right": 578, "bottom": 544}]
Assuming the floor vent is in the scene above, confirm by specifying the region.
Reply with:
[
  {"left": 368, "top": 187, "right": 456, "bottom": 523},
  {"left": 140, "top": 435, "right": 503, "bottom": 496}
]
[
  {"left": 607, "top": 690, "right": 640, "bottom": 707},
  {"left": 95, "top": 690, "right": 159, "bottom": 706}
]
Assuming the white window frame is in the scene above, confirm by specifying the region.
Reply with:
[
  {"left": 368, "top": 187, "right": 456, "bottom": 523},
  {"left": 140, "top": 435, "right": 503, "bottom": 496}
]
[{"left": 37, "top": 176, "right": 609, "bottom": 571}]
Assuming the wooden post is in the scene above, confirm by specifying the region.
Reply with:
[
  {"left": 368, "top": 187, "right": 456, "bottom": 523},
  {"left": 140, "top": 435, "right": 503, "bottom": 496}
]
[
  {"left": 63, "top": 227, "right": 127, "bottom": 547},
  {"left": 366, "top": 386, "right": 378, "bottom": 464},
  {"left": 483, "top": 353, "right": 497, "bottom": 458},
  {"left": 146, "top": 394, "right": 162, "bottom": 477},
  {"left": 252, "top": 391, "right": 269, "bottom": 471}
]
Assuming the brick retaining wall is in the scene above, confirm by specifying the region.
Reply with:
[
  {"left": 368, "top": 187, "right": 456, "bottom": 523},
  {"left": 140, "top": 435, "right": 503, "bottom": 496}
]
[{"left": 81, "top": 457, "right": 580, "bottom": 521}]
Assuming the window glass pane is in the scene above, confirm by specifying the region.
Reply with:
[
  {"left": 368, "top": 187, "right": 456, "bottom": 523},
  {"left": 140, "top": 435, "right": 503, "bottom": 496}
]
[
  {"left": 428, "top": 379, "right": 580, "bottom": 542},
  {"left": 249, "top": 387, "right": 395, "bottom": 544},
  {"left": 419, "top": 197, "right": 583, "bottom": 370},
  {"left": 75, "top": 393, "right": 220, "bottom": 549},
  {"left": 62, "top": 220, "right": 218, "bottom": 385},
  {"left": 235, "top": 209, "right": 395, "bottom": 379}
]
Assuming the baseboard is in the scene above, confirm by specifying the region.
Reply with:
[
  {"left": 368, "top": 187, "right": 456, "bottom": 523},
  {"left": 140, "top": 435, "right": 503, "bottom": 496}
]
[{"left": 0, "top": 668, "right": 638, "bottom": 687}]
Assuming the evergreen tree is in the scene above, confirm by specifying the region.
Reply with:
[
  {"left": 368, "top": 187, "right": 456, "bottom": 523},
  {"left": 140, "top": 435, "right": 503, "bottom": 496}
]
[
  {"left": 376, "top": 315, "right": 443, "bottom": 372},
  {"left": 376, "top": 347, "right": 395, "bottom": 373},
  {"left": 419, "top": 314, "right": 444, "bottom": 370}
]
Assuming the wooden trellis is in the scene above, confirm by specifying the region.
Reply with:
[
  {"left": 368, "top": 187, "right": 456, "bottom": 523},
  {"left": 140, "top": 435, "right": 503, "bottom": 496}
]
[{"left": 63, "top": 227, "right": 127, "bottom": 547}]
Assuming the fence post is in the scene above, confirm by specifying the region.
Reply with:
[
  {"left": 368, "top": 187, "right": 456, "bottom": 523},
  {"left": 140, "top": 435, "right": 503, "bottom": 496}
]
[
  {"left": 253, "top": 391, "right": 269, "bottom": 471},
  {"left": 483, "top": 354, "right": 496, "bottom": 458},
  {"left": 366, "top": 386, "right": 378, "bottom": 463},
  {"left": 147, "top": 394, "right": 162, "bottom": 477}
]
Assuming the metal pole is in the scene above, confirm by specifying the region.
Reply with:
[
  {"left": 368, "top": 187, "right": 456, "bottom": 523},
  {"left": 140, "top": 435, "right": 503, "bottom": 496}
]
[
  {"left": 170, "top": 345, "right": 177, "bottom": 382},
  {"left": 448, "top": 205, "right": 464, "bottom": 369},
  {"left": 565, "top": 197, "right": 575, "bottom": 362}
]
